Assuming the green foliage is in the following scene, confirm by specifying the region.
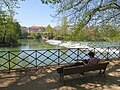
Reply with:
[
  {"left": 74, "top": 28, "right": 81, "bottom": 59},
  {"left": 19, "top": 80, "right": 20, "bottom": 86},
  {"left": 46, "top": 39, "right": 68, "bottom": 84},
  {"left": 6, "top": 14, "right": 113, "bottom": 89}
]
[
  {"left": 38, "top": 0, "right": 120, "bottom": 42},
  {"left": 0, "top": 0, "right": 22, "bottom": 46},
  {"left": 61, "top": 16, "right": 68, "bottom": 38},
  {"left": 30, "top": 32, "right": 42, "bottom": 39},
  {"left": 41, "top": 0, "right": 61, "bottom": 4},
  {"left": 46, "top": 24, "right": 53, "bottom": 32},
  {"left": 45, "top": 24, "right": 55, "bottom": 39},
  {"left": 15, "top": 22, "right": 22, "bottom": 36},
  {"left": 1, "top": 0, "right": 119, "bottom": 43},
  {"left": 51, "top": 0, "right": 120, "bottom": 28},
  {"left": 0, "top": 15, "right": 21, "bottom": 46},
  {"left": 67, "top": 24, "right": 120, "bottom": 42}
]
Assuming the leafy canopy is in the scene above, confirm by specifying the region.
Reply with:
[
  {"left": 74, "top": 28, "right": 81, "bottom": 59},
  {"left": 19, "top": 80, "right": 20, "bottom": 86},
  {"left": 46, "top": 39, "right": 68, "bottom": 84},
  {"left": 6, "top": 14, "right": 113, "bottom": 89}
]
[
  {"left": 2, "top": 0, "right": 120, "bottom": 27},
  {"left": 41, "top": 0, "right": 120, "bottom": 28},
  {"left": 1, "top": 0, "right": 120, "bottom": 28}
]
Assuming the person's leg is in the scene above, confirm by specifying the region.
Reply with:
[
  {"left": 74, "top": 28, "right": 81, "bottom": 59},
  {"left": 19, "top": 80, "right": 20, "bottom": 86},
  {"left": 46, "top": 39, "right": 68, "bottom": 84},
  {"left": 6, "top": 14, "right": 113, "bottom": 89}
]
[
  {"left": 57, "top": 67, "right": 63, "bottom": 73},
  {"left": 74, "top": 62, "right": 85, "bottom": 66}
]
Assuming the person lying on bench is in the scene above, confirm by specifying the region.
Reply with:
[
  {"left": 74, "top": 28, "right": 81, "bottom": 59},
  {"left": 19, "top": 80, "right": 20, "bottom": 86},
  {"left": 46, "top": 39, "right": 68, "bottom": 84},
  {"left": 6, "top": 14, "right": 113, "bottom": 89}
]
[{"left": 57, "top": 51, "right": 100, "bottom": 73}]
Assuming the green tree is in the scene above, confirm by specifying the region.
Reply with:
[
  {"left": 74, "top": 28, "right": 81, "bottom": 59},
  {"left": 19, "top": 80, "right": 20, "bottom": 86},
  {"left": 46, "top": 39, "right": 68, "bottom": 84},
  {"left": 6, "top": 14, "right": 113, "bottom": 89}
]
[
  {"left": 15, "top": 22, "right": 21, "bottom": 37},
  {"left": 2, "top": 0, "right": 119, "bottom": 27},
  {"left": 61, "top": 16, "right": 68, "bottom": 37},
  {"left": 46, "top": 24, "right": 53, "bottom": 32},
  {"left": 0, "top": 17, "right": 18, "bottom": 45},
  {"left": 46, "top": 0, "right": 120, "bottom": 28},
  {"left": 0, "top": 0, "right": 22, "bottom": 46},
  {"left": 46, "top": 24, "right": 54, "bottom": 39},
  {"left": 30, "top": 32, "right": 42, "bottom": 39}
]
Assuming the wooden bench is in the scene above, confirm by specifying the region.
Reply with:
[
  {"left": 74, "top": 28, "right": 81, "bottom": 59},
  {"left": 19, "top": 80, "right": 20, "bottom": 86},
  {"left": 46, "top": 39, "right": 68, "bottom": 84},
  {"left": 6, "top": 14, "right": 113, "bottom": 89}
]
[{"left": 57, "top": 62, "right": 109, "bottom": 84}]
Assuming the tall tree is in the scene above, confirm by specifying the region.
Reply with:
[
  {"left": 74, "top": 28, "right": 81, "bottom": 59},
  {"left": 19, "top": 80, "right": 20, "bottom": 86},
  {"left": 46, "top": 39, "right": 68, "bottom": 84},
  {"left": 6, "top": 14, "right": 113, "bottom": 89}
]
[
  {"left": 0, "top": 0, "right": 22, "bottom": 46},
  {"left": 61, "top": 16, "right": 68, "bottom": 32},
  {"left": 61, "top": 16, "right": 68, "bottom": 39},
  {"left": 46, "top": 24, "right": 53, "bottom": 32},
  {"left": 2, "top": 0, "right": 119, "bottom": 27},
  {"left": 49, "top": 0, "right": 120, "bottom": 27}
]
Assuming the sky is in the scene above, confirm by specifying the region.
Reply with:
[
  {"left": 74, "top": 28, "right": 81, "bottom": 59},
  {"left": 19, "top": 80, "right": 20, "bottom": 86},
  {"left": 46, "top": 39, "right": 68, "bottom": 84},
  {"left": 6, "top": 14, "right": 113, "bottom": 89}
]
[{"left": 14, "top": 0, "right": 57, "bottom": 27}]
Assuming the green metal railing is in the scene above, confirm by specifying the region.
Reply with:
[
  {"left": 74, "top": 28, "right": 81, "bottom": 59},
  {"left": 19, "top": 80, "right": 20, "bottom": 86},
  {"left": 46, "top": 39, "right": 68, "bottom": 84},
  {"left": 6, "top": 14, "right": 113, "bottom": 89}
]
[{"left": 0, "top": 47, "right": 120, "bottom": 71}]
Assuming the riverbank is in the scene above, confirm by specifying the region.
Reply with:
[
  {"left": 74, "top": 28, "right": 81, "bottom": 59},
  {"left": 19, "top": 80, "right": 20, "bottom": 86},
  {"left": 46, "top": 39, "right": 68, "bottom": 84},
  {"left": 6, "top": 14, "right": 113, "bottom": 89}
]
[
  {"left": 0, "top": 59, "right": 120, "bottom": 90},
  {"left": 0, "top": 42, "right": 21, "bottom": 47}
]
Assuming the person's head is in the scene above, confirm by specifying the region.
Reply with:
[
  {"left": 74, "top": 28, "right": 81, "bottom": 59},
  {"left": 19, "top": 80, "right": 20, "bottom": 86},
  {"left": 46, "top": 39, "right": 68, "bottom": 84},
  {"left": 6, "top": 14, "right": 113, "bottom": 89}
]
[{"left": 88, "top": 51, "right": 95, "bottom": 58}]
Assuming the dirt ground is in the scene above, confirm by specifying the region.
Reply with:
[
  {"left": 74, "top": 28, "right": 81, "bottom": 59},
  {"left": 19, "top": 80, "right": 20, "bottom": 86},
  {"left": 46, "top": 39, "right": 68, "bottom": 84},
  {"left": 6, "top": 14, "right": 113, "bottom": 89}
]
[{"left": 0, "top": 59, "right": 120, "bottom": 90}]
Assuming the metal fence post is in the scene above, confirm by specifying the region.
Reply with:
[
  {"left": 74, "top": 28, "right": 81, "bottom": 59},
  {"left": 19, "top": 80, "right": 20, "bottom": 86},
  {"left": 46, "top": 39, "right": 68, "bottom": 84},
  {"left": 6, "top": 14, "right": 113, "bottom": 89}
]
[
  {"left": 118, "top": 47, "right": 120, "bottom": 59},
  {"left": 1, "top": 46, "right": 120, "bottom": 72},
  {"left": 77, "top": 48, "right": 79, "bottom": 62},
  {"left": 35, "top": 50, "right": 37, "bottom": 69},
  {"left": 58, "top": 49, "right": 60, "bottom": 65},
  {"left": 8, "top": 51, "right": 10, "bottom": 72},
  {"left": 94, "top": 48, "right": 95, "bottom": 53},
  {"left": 107, "top": 47, "right": 109, "bottom": 60}
]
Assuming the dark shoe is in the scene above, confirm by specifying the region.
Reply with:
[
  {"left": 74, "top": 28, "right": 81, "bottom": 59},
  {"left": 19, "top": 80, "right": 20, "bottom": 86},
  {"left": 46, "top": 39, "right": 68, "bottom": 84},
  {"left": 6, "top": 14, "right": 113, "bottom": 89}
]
[{"left": 81, "top": 72, "right": 84, "bottom": 75}]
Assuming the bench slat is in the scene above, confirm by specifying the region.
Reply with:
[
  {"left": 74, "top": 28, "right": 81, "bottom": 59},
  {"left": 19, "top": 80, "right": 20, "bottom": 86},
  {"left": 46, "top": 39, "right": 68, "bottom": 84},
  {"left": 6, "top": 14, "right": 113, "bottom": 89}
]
[
  {"left": 64, "top": 62, "right": 109, "bottom": 75},
  {"left": 57, "top": 62, "right": 109, "bottom": 85}
]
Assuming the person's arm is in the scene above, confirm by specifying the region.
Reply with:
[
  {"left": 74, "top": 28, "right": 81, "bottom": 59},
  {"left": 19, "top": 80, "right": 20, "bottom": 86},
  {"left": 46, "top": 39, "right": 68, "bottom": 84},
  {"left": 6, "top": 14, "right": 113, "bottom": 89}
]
[
  {"left": 82, "top": 61, "right": 87, "bottom": 65},
  {"left": 82, "top": 59, "right": 89, "bottom": 65}
]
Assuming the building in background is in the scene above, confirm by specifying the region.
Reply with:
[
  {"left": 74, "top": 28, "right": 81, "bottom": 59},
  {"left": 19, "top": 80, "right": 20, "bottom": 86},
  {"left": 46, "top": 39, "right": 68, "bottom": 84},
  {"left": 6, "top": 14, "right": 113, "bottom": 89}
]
[
  {"left": 28, "top": 26, "right": 46, "bottom": 33},
  {"left": 21, "top": 26, "right": 46, "bottom": 39}
]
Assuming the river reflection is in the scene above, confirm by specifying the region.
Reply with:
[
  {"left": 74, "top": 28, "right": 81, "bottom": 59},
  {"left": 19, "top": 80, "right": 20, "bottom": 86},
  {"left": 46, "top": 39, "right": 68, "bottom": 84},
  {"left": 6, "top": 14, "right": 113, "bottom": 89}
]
[
  {"left": 0, "top": 39, "right": 120, "bottom": 51},
  {"left": 0, "top": 39, "right": 57, "bottom": 51}
]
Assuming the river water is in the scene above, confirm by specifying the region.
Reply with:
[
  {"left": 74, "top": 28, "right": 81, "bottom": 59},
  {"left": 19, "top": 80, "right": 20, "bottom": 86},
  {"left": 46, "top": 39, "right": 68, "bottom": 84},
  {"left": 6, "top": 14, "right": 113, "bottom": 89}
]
[
  {"left": 0, "top": 39, "right": 120, "bottom": 51},
  {"left": 0, "top": 39, "right": 57, "bottom": 51},
  {"left": 0, "top": 39, "right": 120, "bottom": 70}
]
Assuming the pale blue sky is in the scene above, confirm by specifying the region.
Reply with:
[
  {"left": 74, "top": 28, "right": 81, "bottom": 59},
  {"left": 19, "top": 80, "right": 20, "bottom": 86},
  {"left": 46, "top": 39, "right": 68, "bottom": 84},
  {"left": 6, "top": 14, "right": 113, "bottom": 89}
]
[{"left": 14, "top": 0, "right": 57, "bottom": 27}]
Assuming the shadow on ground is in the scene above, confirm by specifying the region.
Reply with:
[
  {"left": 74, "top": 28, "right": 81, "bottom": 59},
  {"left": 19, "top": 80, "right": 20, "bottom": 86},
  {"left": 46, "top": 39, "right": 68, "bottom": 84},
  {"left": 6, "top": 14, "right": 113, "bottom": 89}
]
[{"left": 0, "top": 60, "right": 120, "bottom": 90}]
